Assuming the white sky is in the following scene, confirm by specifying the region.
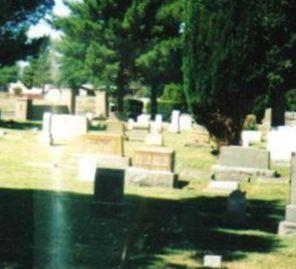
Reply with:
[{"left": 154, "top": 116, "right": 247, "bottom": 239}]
[{"left": 27, "top": 0, "right": 70, "bottom": 39}]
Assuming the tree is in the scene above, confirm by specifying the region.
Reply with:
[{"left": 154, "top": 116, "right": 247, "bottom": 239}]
[
  {"left": 0, "top": 0, "right": 54, "bottom": 66},
  {"left": 0, "top": 65, "right": 19, "bottom": 90},
  {"left": 135, "top": 0, "right": 184, "bottom": 119},
  {"left": 53, "top": 0, "right": 138, "bottom": 114},
  {"left": 22, "top": 39, "right": 56, "bottom": 92},
  {"left": 184, "top": 0, "right": 287, "bottom": 145}
]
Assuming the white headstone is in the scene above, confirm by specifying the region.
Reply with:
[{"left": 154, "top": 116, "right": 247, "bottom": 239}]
[
  {"left": 169, "top": 110, "right": 180, "bottom": 133},
  {"left": 207, "top": 181, "right": 239, "bottom": 193},
  {"left": 204, "top": 255, "right": 222, "bottom": 268},
  {"left": 151, "top": 114, "right": 163, "bottom": 133},
  {"left": 180, "top": 114, "right": 192, "bottom": 131},
  {"left": 268, "top": 126, "right": 296, "bottom": 161},
  {"left": 145, "top": 133, "right": 164, "bottom": 146},
  {"left": 50, "top": 114, "right": 88, "bottom": 142},
  {"left": 78, "top": 156, "right": 97, "bottom": 182},
  {"left": 241, "top": 130, "right": 262, "bottom": 144},
  {"left": 137, "top": 114, "right": 151, "bottom": 125},
  {"left": 127, "top": 118, "right": 135, "bottom": 130}
]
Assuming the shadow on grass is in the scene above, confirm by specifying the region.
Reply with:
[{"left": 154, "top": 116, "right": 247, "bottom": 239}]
[
  {"left": 0, "top": 188, "right": 283, "bottom": 269},
  {"left": 0, "top": 120, "right": 41, "bottom": 130}
]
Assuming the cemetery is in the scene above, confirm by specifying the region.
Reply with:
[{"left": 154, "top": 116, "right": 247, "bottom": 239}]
[{"left": 0, "top": 1, "right": 296, "bottom": 269}]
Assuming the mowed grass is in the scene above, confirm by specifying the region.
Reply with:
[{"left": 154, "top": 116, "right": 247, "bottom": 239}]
[{"left": 0, "top": 127, "right": 295, "bottom": 269}]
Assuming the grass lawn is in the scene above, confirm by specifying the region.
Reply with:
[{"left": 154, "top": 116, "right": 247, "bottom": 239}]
[{"left": 0, "top": 126, "right": 295, "bottom": 269}]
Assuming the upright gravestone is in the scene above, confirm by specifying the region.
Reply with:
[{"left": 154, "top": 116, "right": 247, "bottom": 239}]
[
  {"left": 39, "top": 112, "right": 53, "bottom": 145},
  {"left": 96, "top": 91, "right": 109, "bottom": 118},
  {"left": 278, "top": 152, "right": 296, "bottom": 235},
  {"left": 125, "top": 147, "right": 177, "bottom": 188},
  {"left": 168, "top": 110, "right": 180, "bottom": 133},
  {"left": 15, "top": 97, "right": 32, "bottom": 121},
  {"left": 150, "top": 114, "right": 163, "bottom": 133},
  {"left": 77, "top": 134, "right": 130, "bottom": 181},
  {"left": 212, "top": 146, "right": 276, "bottom": 181},
  {"left": 226, "top": 190, "right": 247, "bottom": 226},
  {"left": 179, "top": 114, "right": 193, "bottom": 131}
]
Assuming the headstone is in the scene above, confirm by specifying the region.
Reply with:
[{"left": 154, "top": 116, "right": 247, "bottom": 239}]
[
  {"left": 150, "top": 114, "right": 163, "bottom": 133},
  {"left": 77, "top": 134, "right": 130, "bottom": 178},
  {"left": 15, "top": 97, "right": 32, "bottom": 120},
  {"left": 168, "top": 110, "right": 180, "bottom": 133},
  {"left": 106, "top": 120, "right": 125, "bottom": 136},
  {"left": 212, "top": 146, "right": 275, "bottom": 181},
  {"left": 127, "top": 118, "right": 135, "bottom": 130},
  {"left": 206, "top": 181, "right": 239, "bottom": 193},
  {"left": 128, "top": 125, "right": 149, "bottom": 142},
  {"left": 278, "top": 152, "right": 296, "bottom": 235},
  {"left": 133, "top": 147, "right": 175, "bottom": 172},
  {"left": 78, "top": 133, "right": 124, "bottom": 157},
  {"left": 137, "top": 114, "right": 150, "bottom": 125},
  {"left": 50, "top": 114, "right": 88, "bottom": 142},
  {"left": 78, "top": 156, "right": 97, "bottom": 181},
  {"left": 262, "top": 108, "right": 272, "bottom": 126},
  {"left": 285, "top": 111, "right": 296, "bottom": 126},
  {"left": 241, "top": 130, "right": 262, "bottom": 145},
  {"left": 94, "top": 168, "right": 125, "bottom": 204},
  {"left": 39, "top": 112, "right": 53, "bottom": 145},
  {"left": 226, "top": 190, "right": 247, "bottom": 226},
  {"left": 203, "top": 255, "right": 222, "bottom": 268},
  {"left": 179, "top": 114, "right": 192, "bottom": 131},
  {"left": 186, "top": 129, "right": 210, "bottom": 147},
  {"left": 268, "top": 127, "right": 296, "bottom": 161},
  {"left": 126, "top": 147, "right": 177, "bottom": 188},
  {"left": 145, "top": 133, "right": 164, "bottom": 146},
  {"left": 96, "top": 91, "right": 108, "bottom": 118}
]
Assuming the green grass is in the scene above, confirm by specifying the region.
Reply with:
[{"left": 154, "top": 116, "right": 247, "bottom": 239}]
[{"left": 0, "top": 128, "right": 295, "bottom": 269}]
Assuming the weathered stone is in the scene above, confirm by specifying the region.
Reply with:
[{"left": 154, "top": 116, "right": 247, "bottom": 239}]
[
  {"left": 78, "top": 156, "right": 97, "bottom": 182},
  {"left": 179, "top": 114, "right": 192, "bottom": 131},
  {"left": 226, "top": 190, "right": 247, "bottom": 225},
  {"left": 203, "top": 255, "right": 222, "bottom": 268},
  {"left": 241, "top": 130, "right": 262, "bottom": 145},
  {"left": 145, "top": 133, "right": 164, "bottom": 146},
  {"left": 125, "top": 167, "right": 176, "bottom": 188},
  {"left": 128, "top": 126, "right": 149, "bottom": 142},
  {"left": 212, "top": 146, "right": 275, "bottom": 181},
  {"left": 15, "top": 98, "right": 32, "bottom": 120},
  {"left": 106, "top": 120, "right": 125, "bottom": 136},
  {"left": 48, "top": 114, "right": 88, "bottom": 142},
  {"left": 133, "top": 147, "right": 175, "bottom": 172},
  {"left": 268, "top": 127, "right": 296, "bottom": 161},
  {"left": 78, "top": 133, "right": 124, "bottom": 157},
  {"left": 206, "top": 181, "right": 239, "bottom": 193},
  {"left": 279, "top": 152, "right": 296, "bottom": 235},
  {"left": 168, "top": 110, "right": 180, "bottom": 133},
  {"left": 94, "top": 168, "right": 125, "bottom": 204},
  {"left": 96, "top": 91, "right": 108, "bottom": 118}
]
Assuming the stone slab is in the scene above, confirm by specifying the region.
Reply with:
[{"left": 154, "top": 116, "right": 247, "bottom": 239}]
[
  {"left": 203, "top": 255, "right": 222, "bottom": 268},
  {"left": 219, "top": 146, "right": 270, "bottom": 170},
  {"left": 94, "top": 168, "right": 125, "bottom": 204},
  {"left": 128, "top": 129, "right": 149, "bottom": 141},
  {"left": 286, "top": 204, "right": 296, "bottom": 223},
  {"left": 206, "top": 181, "right": 239, "bottom": 193},
  {"left": 125, "top": 167, "right": 176, "bottom": 188},
  {"left": 96, "top": 91, "right": 108, "bottom": 118},
  {"left": 145, "top": 133, "right": 164, "bottom": 146},
  {"left": 241, "top": 130, "right": 262, "bottom": 144},
  {"left": 278, "top": 221, "right": 296, "bottom": 235},
  {"left": 133, "top": 147, "right": 175, "bottom": 172},
  {"left": 106, "top": 120, "right": 125, "bottom": 136},
  {"left": 78, "top": 133, "right": 124, "bottom": 157},
  {"left": 50, "top": 114, "right": 88, "bottom": 142},
  {"left": 78, "top": 156, "right": 97, "bottom": 182},
  {"left": 212, "top": 164, "right": 275, "bottom": 181}
]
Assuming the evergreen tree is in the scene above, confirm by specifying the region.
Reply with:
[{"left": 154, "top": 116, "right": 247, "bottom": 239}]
[{"left": 183, "top": 0, "right": 296, "bottom": 145}]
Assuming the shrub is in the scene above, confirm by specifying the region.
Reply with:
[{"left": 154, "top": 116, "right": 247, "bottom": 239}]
[{"left": 12, "top": 86, "right": 23, "bottom": 96}]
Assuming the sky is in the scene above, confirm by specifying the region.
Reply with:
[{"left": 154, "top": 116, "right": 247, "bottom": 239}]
[{"left": 27, "top": 0, "right": 70, "bottom": 39}]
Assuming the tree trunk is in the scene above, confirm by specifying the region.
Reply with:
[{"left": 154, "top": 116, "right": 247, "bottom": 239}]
[
  {"left": 271, "top": 88, "right": 285, "bottom": 127},
  {"left": 150, "top": 85, "right": 158, "bottom": 120},
  {"left": 116, "top": 65, "right": 125, "bottom": 114},
  {"left": 70, "top": 88, "right": 77, "bottom": 115}
]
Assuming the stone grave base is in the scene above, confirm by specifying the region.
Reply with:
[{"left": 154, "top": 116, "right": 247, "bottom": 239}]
[
  {"left": 205, "top": 180, "right": 239, "bottom": 194},
  {"left": 278, "top": 221, "right": 296, "bottom": 235},
  {"left": 125, "top": 167, "right": 177, "bottom": 188},
  {"left": 78, "top": 155, "right": 130, "bottom": 182},
  {"left": 128, "top": 129, "right": 149, "bottom": 141},
  {"left": 212, "top": 164, "right": 275, "bottom": 181},
  {"left": 285, "top": 204, "right": 296, "bottom": 222}
]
